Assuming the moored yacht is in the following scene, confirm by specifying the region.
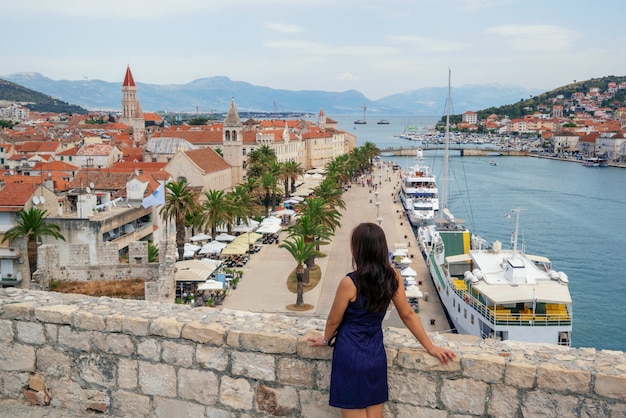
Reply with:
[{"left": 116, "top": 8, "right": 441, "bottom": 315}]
[{"left": 398, "top": 149, "right": 438, "bottom": 226}]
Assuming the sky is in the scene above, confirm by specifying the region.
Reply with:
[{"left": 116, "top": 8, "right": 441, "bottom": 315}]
[{"left": 3, "top": 0, "right": 625, "bottom": 100}]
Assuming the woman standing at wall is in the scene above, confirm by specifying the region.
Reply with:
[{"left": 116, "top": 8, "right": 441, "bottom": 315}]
[{"left": 308, "top": 222, "right": 455, "bottom": 418}]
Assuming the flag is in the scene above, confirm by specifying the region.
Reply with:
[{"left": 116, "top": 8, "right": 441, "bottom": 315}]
[{"left": 142, "top": 183, "right": 165, "bottom": 208}]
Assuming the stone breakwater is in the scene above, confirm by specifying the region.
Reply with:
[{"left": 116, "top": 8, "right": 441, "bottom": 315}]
[{"left": 0, "top": 288, "right": 625, "bottom": 417}]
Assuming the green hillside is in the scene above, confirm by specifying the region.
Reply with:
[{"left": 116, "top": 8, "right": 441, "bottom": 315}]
[{"left": 0, "top": 79, "right": 88, "bottom": 114}]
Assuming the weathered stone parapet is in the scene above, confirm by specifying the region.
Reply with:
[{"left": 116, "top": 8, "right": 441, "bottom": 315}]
[{"left": 0, "top": 288, "right": 625, "bottom": 417}]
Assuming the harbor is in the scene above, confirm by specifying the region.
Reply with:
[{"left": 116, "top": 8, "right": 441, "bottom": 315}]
[{"left": 221, "top": 162, "right": 452, "bottom": 334}]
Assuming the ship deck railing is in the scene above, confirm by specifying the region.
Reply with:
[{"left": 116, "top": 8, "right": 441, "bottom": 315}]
[{"left": 450, "top": 283, "right": 572, "bottom": 327}]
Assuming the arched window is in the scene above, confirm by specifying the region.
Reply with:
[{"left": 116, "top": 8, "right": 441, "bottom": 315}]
[
  {"left": 225, "top": 131, "right": 231, "bottom": 141},
  {"left": 233, "top": 131, "right": 238, "bottom": 141}
]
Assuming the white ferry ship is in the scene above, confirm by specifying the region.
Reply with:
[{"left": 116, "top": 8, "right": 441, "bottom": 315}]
[{"left": 398, "top": 149, "right": 439, "bottom": 226}]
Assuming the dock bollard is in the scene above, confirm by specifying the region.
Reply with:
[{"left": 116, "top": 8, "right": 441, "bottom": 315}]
[{"left": 430, "top": 319, "right": 436, "bottom": 325}]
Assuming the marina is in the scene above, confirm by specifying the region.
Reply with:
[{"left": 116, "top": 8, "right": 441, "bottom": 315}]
[{"left": 325, "top": 113, "right": 626, "bottom": 351}]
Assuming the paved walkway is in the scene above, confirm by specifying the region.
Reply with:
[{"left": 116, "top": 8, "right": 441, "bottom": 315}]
[{"left": 221, "top": 164, "right": 451, "bottom": 334}]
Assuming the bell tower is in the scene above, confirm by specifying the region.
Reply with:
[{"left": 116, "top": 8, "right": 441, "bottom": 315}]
[{"left": 222, "top": 98, "right": 243, "bottom": 185}]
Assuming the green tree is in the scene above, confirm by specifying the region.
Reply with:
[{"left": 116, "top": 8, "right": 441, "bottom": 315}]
[
  {"left": 1, "top": 207, "right": 66, "bottom": 282},
  {"left": 313, "top": 177, "right": 346, "bottom": 210},
  {"left": 361, "top": 141, "right": 381, "bottom": 169},
  {"left": 159, "top": 179, "right": 199, "bottom": 261},
  {"left": 286, "top": 213, "right": 332, "bottom": 276},
  {"left": 201, "top": 190, "right": 232, "bottom": 238},
  {"left": 279, "top": 236, "right": 318, "bottom": 307}
]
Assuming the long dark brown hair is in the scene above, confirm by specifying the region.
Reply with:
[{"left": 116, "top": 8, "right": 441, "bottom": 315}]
[{"left": 351, "top": 223, "right": 398, "bottom": 313}]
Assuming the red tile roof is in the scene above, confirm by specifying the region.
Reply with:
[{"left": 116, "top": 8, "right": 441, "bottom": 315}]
[
  {"left": 123, "top": 66, "right": 136, "bottom": 87},
  {"left": 0, "top": 183, "right": 37, "bottom": 212},
  {"left": 184, "top": 148, "right": 231, "bottom": 174}
]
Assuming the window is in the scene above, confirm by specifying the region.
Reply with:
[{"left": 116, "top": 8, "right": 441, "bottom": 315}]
[
  {"left": 464, "top": 309, "right": 467, "bottom": 319},
  {"left": 471, "top": 314, "right": 475, "bottom": 325}
]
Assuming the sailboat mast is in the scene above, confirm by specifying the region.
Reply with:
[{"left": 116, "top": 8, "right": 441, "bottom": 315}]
[{"left": 441, "top": 69, "right": 451, "bottom": 212}]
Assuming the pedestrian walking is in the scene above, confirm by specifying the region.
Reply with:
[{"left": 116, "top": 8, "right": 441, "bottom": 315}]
[{"left": 308, "top": 222, "right": 455, "bottom": 418}]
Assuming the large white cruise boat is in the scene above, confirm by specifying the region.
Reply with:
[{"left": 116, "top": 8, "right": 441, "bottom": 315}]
[
  {"left": 417, "top": 70, "right": 572, "bottom": 345},
  {"left": 398, "top": 149, "right": 438, "bottom": 226},
  {"left": 419, "top": 209, "right": 572, "bottom": 345}
]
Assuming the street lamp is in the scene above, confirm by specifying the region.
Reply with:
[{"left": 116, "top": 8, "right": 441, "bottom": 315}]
[{"left": 376, "top": 217, "right": 383, "bottom": 226}]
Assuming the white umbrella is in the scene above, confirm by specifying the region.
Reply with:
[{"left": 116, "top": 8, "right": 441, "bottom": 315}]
[
  {"left": 184, "top": 243, "right": 201, "bottom": 252},
  {"left": 274, "top": 208, "right": 295, "bottom": 216},
  {"left": 405, "top": 285, "right": 423, "bottom": 298},
  {"left": 199, "top": 241, "right": 227, "bottom": 255},
  {"left": 284, "top": 198, "right": 301, "bottom": 204},
  {"left": 197, "top": 280, "right": 224, "bottom": 291},
  {"left": 256, "top": 224, "right": 282, "bottom": 234},
  {"left": 393, "top": 248, "right": 408, "bottom": 257},
  {"left": 400, "top": 256, "right": 412, "bottom": 264},
  {"left": 190, "top": 233, "right": 211, "bottom": 242},
  {"left": 401, "top": 267, "right": 418, "bottom": 277},
  {"left": 215, "top": 233, "right": 236, "bottom": 242}
]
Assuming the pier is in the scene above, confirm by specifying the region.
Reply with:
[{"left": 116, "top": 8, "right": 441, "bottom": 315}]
[{"left": 380, "top": 145, "right": 528, "bottom": 157}]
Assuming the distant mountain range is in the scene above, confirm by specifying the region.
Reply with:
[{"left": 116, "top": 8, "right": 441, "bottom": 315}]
[{"left": 0, "top": 72, "right": 545, "bottom": 116}]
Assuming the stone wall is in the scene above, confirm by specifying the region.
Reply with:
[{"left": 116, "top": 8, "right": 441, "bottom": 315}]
[{"left": 0, "top": 289, "right": 625, "bottom": 417}]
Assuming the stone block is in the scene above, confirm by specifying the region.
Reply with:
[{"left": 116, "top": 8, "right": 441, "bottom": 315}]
[
  {"left": 16, "top": 321, "right": 45, "bottom": 345},
  {"left": 105, "top": 314, "right": 124, "bottom": 333},
  {"left": 0, "top": 319, "right": 14, "bottom": 342},
  {"left": 395, "top": 403, "right": 447, "bottom": 418},
  {"left": 396, "top": 346, "right": 461, "bottom": 372},
  {"left": 206, "top": 406, "right": 236, "bottom": 418},
  {"left": 34, "top": 305, "right": 79, "bottom": 324},
  {"left": 178, "top": 368, "right": 219, "bottom": 404},
  {"left": 0, "top": 342, "right": 35, "bottom": 371},
  {"left": 93, "top": 333, "right": 135, "bottom": 357},
  {"left": 44, "top": 324, "right": 58, "bottom": 345},
  {"left": 440, "top": 378, "right": 487, "bottom": 415},
  {"left": 137, "top": 338, "right": 160, "bottom": 361},
  {"left": 239, "top": 330, "right": 296, "bottom": 354},
  {"left": 522, "top": 390, "right": 580, "bottom": 418},
  {"left": 150, "top": 317, "right": 184, "bottom": 339},
  {"left": 231, "top": 351, "right": 276, "bottom": 381},
  {"left": 297, "top": 334, "right": 333, "bottom": 360},
  {"left": 153, "top": 397, "right": 206, "bottom": 418},
  {"left": 537, "top": 363, "right": 591, "bottom": 394},
  {"left": 36, "top": 346, "right": 71, "bottom": 377},
  {"left": 487, "top": 384, "right": 519, "bottom": 418},
  {"left": 58, "top": 326, "right": 91, "bottom": 352},
  {"left": 220, "top": 376, "right": 253, "bottom": 410},
  {"left": 314, "top": 360, "right": 332, "bottom": 391},
  {"left": 226, "top": 329, "right": 241, "bottom": 348},
  {"left": 255, "top": 383, "right": 298, "bottom": 416},
  {"left": 196, "top": 345, "right": 228, "bottom": 371},
  {"left": 182, "top": 321, "right": 227, "bottom": 345},
  {"left": 122, "top": 315, "right": 149, "bottom": 336},
  {"left": 28, "top": 372, "right": 47, "bottom": 392},
  {"left": 461, "top": 353, "right": 505, "bottom": 383},
  {"left": 299, "top": 389, "right": 340, "bottom": 418},
  {"left": 595, "top": 373, "right": 626, "bottom": 400},
  {"left": 78, "top": 353, "right": 116, "bottom": 386},
  {"left": 0, "top": 371, "right": 30, "bottom": 398},
  {"left": 610, "top": 403, "right": 626, "bottom": 418},
  {"left": 117, "top": 358, "right": 138, "bottom": 389},
  {"left": 138, "top": 361, "right": 177, "bottom": 397},
  {"left": 504, "top": 361, "right": 536, "bottom": 388},
  {"left": 111, "top": 390, "right": 151, "bottom": 417},
  {"left": 2, "top": 302, "right": 36, "bottom": 320},
  {"left": 161, "top": 340, "right": 194, "bottom": 367},
  {"left": 277, "top": 357, "right": 313, "bottom": 387},
  {"left": 73, "top": 311, "right": 106, "bottom": 331},
  {"left": 388, "top": 370, "right": 438, "bottom": 407}
]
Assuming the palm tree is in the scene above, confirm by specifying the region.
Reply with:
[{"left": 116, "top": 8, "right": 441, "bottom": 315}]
[
  {"left": 227, "top": 185, "right": 261, "bottom": 227},
  {"left": 300, "top": 197, "right": 341, "bottom": 235},
  {"left": 201, "top": 189, "right": 232, "bottom": 238},
  {"left": 259, "top": 171, "right": 281, "bottom": 217},
  {"left": 313, "top": 177, "right": 346, "bottom": 210},
  {"left": 1, "top": 207, "right": 66, "bottom": 282},
  {"left": 279, "top": 236, "right": 318, "bottom": 307},
  {"left": 286, "top": 213, "right": 332, "bottom": 276},
  {"left": 362, "top": 141, "right": 381, "bottom": 168},
  {"left": 159, "top": 179, "right": 198, "bottom": 261},
  {"left": 282, "top": 160, "right": 304, "bottom": 194}
]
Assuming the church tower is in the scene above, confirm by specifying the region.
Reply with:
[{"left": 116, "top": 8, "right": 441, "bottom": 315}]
[
  {"left": 318, "top": 108, "right": 327, "bottom": 130},
  {"left": 222, "top": 98, "right": 244, "bottom": 185},
  {"left": 119, "top": 66, "right": 145, "bottom": 144}
]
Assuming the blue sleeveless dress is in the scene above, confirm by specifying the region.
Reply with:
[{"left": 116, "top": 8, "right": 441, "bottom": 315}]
[{"left": 329, "top": 272, "right": 388, "bottom": 409}]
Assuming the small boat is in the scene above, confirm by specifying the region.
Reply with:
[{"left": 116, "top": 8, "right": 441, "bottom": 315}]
[
  {"left": 489, "top": 160, "right": 497, "bottom": 166},
  {"left": 377, "top": 119, "right": 390, "bottom": 125},
  {"left": 353, "top": 119, "right": 366, "bottom": 125}
]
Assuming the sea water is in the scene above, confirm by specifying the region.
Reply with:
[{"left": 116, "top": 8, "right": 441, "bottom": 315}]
[{"left": 325, "top": 114, "right": 626, "bottom": 351}]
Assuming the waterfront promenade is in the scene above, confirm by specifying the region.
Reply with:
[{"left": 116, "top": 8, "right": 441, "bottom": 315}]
[{"left": 221, "top": 164, "right": 451, "bottom": 334}]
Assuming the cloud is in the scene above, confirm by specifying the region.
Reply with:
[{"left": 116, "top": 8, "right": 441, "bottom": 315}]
[
  {"left": 261, "top": 21, "right": 303, "bottom": 33},
  {"left": 387, "top": 35, "right": 463, "bottom": 53},
  {"left": 485, "top": 24, "right": 579, "bottom": 52},
  {"left": 264, "top": 40, "right": 396, "bottom": 56},
  {"left": 336, "top": 72, "right": 357, "bottom": 81}
]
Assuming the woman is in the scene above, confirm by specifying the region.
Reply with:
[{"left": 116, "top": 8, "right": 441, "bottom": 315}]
[{"left": 308, "top": 222, "right": 455, "bottom": 418}]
